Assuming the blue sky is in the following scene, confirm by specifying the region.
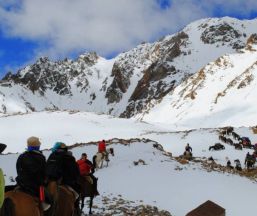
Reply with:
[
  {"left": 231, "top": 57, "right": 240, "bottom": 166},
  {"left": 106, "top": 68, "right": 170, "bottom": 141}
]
[{"left": 0, "top": 0, "right": 257, "bottom": 77}]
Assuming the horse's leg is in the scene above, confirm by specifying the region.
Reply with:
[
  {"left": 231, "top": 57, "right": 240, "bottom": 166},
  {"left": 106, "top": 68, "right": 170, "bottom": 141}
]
[
  {"left": 100, "top": 158, "right": 104, "bottom": 169},
  {"left": 0, "top": 198, "right": 15, "bottom": 216},
  {"left": 80, "top": 197, "right": 85, "bottom": 211},
  {"left": 89, "top": 196, "right": 93, "bottom": 215}
]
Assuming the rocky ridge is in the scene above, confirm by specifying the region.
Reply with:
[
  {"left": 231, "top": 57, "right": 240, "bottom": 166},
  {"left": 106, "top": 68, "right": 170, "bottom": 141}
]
[{"left": 1, "top": 17, "right": 257, "bottom": 119}]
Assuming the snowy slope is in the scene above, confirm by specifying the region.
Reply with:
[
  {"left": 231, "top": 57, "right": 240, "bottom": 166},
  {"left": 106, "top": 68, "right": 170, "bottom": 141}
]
[
  {"left": 141, "top": 34, "right": 257, "bottom": 128},
  {"left": 1, "top": 136, "right": 257, "bottom": 216}
]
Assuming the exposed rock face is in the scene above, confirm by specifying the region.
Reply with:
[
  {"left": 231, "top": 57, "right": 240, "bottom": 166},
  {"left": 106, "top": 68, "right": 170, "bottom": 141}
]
[
  {"left": 106, "top": 62, "right": 132, "bottom": 104},
  {"left": 120, "top": 62, "right": 177, "bottom": 118},
  {"left": 200, "top": 22, "right": 245, "bottom": 49},
  {"left": 2, "top": 52, "right": 101, "bottom": 97},
  {"left": 0, "top": 17, "right": 256, "bottom": 117}
]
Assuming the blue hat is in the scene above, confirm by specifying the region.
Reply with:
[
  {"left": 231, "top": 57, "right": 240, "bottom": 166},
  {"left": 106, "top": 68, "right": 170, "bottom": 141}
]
[{"left": 52, "top": 142, "right": 66, "bottom": 152}]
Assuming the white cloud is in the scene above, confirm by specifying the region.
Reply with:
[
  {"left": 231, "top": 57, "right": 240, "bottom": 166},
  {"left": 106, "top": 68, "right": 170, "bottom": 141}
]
[{"left": 0, "top": 0, "right": 256, "bottom": 59}]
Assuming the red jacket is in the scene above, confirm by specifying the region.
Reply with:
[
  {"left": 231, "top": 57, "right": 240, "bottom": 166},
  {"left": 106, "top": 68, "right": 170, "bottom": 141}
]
[
  {"left": 77, "top": 159, "right": 92, "bottom": 175},
  {"left": 98, "top": 141, "right": 106, "bottom": 153}
]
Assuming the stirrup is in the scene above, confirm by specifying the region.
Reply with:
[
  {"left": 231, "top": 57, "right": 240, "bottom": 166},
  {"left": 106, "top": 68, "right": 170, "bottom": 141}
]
[{"left": 41, "top": 202, "right": 51, "bottom": 211}]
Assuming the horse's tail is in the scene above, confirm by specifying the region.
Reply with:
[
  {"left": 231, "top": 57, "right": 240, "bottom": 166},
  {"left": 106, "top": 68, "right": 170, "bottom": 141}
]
[
  {"left": 0, "top": 198, "right": 15, "bottom": 216},
  {"left": 92, "top": 155, "right": 97, "bottom": 168}
]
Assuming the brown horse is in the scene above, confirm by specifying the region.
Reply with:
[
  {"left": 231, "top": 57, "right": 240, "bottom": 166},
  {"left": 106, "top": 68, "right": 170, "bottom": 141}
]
[
  {"left": 78, "top": 176, "right": 98, "bottom": 215},
  {"left": 46, "top": 181, "right": 77, "bottom": 216},
  {"left": 0, "top": 189, "right": 43, "bottom": 216}
]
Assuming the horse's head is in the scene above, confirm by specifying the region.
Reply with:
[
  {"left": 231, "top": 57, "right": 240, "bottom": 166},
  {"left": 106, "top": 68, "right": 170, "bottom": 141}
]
[{"left": 109, "top": 148, "right": 114, "bottom": 156}]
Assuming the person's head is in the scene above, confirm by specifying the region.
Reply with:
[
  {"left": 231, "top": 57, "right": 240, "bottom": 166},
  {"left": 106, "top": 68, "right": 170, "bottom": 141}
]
[
  {"left": 81, "top": 153, "right": 87, "bottom": 160},
  {"left": 103, "top": 140, "right": 105, "bottom": 143},
  {"left": 27, "top": 136, "right": 41, "bottom": 151},
  {"left": 186, "top": 143, "right": 189, "bottom": 146},
  {"left": 52, "top": 142, "right": 67, "bottom": 152}
]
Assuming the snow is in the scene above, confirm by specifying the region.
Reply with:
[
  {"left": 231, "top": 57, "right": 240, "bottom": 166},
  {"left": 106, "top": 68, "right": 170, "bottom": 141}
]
[
  {"left": 1, "top": 111, "right": 257, "bottom": 215},
  {"left": 1, "top": 17, "right": 257, "bottom": 216},
  {"left": 141, "top": 44, "right": 257, "bottom": 129}
]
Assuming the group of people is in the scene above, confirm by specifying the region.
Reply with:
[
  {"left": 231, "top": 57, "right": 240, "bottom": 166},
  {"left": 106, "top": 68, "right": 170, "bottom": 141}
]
[
  {"left": 0, "top": 137, "right": 107, "bottom": 210},
  {"left": 226, "top": 151, "right": 257, "bottom": 171}
]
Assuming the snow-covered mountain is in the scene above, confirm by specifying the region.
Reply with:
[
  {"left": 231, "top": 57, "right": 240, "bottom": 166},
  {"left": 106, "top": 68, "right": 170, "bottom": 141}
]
[
  {"left": 1, "top": 17, "right": 257, "bottom": 126},
  {"left": 141, "top": 34, "right": 257, "bottom": 128}
]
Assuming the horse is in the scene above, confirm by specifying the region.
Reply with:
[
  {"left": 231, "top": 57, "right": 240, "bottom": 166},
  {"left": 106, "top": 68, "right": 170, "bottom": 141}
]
[
  {"left": 78, "top": 176, "right": 98, "bottom": 215},
  {"left": 231, "top": 132, "right": 240, "bottom": 140},
  {"left": 226, "top": 138, "right": 234, "bottom": 145},
  {"left": 153, "top": 143, "right": 164, "bottom": 151},
  {"left": 245, "top": 154, "right": 256, "bottom": 170},
  {"left": 0, "top": 189, "right": 43, "bottom": 216},
  {"left": 182, "top": 150, "right": 192, "bottom": 160},
  {"left": 234, "top": 159, "right": 242, "bottom": 171},
  {"left": 224, "top": 126, "right": 234, "bottom": 135},
  {"left": 246, "top": 159, "right": 255, "bottom": 170},
  {"left": 46, "top": 181, "right": 78, "bottom": 216},
  {"left": 209, "top": 143, "right": 225, "bottom": 151},
  {"left": 93, "top": 148, "right": 114, "bottom": 169},
  {"left": 219, "top": 135, "right": 227, "bottom": 143},
  {"left": 234, "top": 143, "right": 243, "bottom": 150}
]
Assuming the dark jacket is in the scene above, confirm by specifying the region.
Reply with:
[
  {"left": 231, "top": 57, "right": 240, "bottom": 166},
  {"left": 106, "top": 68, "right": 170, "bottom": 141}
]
[
  {"left": 46, "top": 150, "right": 80, "bottom": 189},
  {"left": 185, "top": 146, "right": 192, "bottom": 152},
  {"left": 16, "top": 150, "right": 46, "bottom": 196}
]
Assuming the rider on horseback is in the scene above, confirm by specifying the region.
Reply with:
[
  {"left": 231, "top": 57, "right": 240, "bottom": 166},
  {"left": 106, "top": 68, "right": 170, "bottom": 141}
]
[
  {"left": 77, "top": 153, "right": 99, "bottom": 196},
  {"left": 98, "top": 140, "right": 109, "bottom": 161},
  {"left": 183, "top": 143, "right": 193, "bottom": 158},
  {"left": 15, "top": 136, "right": 51, "bottom": 210},
  {"left": 46, "top": 142, "right": 80, "bottom": 198}
]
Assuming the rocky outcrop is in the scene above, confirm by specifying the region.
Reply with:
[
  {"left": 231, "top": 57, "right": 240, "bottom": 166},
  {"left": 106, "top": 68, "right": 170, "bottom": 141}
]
[
  {"left": 201, "top": 22, "right": 245, "bottom": 49},
  {"left": 105, "top": 63, "right": 132, "bottom": 104}
]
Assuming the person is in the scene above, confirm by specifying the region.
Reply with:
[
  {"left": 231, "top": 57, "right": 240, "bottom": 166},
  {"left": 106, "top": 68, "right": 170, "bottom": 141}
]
[
  {"left": 226, "top": 160, "right": 233, "bottom": 169},
  {"left": 234, "top": 159, "right": 242, "bottom": 171},
  {"left": 46, "top": 142, "right": 80, "bottom": 196},
  {"left": 15, "top": 136, "right": 50, "bottom": 210},
  {"left": 98, "top": 139, "right": 109, "bottom": 161},
  {"left": 98, "top": 140, "right": 106, "bottom": 153},
  {"left": 185, "top": 143, "right": 192, "bottom": 153},
  {"left": 77, "top": 153, "right": 99, "bottom": 195},
  {"left": 244, "top": 152, "right": 251, "bottom": 165},
  {"left": 0, "top": 168, "right": 4, "bottom": 208}
]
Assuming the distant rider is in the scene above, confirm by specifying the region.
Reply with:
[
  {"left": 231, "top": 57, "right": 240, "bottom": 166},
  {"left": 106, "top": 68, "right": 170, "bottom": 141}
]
[
  {"left": 185, "top": 143, "right": 192, "bottom": 153},
  {"left": 234, "top": 159, "right": 242, "bottom": 171},
  {"left": 77, "top": 153, "right": 99, "bottom": 196},
  {"left": 98, "top": 140, "right": 108, "bottom": 161}
]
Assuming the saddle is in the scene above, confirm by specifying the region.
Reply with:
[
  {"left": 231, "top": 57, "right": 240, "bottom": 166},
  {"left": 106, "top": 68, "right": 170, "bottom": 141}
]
[{"left": 64, "top": 185, "right": 79, "bottom": 200}]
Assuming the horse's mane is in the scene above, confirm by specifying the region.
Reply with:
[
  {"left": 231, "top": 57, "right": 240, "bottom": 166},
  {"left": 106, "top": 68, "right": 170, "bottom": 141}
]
[{"left": 92, "top": 155, "right": 97, "bottom": 168}]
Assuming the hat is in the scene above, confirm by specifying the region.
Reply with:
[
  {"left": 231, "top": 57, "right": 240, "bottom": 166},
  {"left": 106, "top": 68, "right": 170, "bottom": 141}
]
[
  {"left": 52, "top": 142, "right": 67, "bottom": 152},
  {"left": 27, "top": 136, "right": 41, "bottom": 147}
]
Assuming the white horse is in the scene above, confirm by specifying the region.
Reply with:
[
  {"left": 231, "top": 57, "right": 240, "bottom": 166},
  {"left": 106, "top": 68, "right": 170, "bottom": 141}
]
[{"left": 93, "top": 148, "right": 114, "bottom": 169}]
